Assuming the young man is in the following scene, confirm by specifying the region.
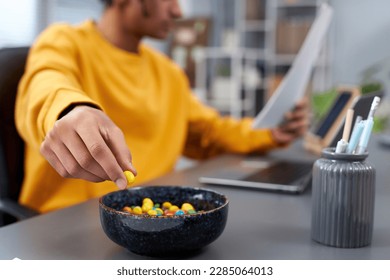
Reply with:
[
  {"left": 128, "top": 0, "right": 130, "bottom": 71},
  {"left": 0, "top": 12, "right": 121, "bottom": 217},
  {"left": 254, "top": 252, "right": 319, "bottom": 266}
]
[{"left": 15, "top": 0, "right": 308, "bottom": 213}]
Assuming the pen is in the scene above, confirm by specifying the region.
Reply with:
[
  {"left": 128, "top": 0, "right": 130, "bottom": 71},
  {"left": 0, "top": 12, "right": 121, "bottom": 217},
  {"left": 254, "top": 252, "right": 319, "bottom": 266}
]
[
  {"left": 355, "top": 119, "right": 374, "bottom": 154},
  {"left": 367, "top": 96, "right": 381, "bottom": 119},
  {"left": 335, "top": 108, "right": 354, "bottom": 153},
  {"left": 356, "top": 96, "right": 381, "bottom": 154},
  {"left": 346, "top": 118, "right": 364, "bottom": 153},
  {"left": 351, "top": 115, "right": 363, "bottom": 132}
]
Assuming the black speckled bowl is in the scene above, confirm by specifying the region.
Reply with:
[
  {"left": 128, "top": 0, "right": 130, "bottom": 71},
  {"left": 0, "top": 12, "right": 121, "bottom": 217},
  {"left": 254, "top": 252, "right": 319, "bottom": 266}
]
[{"left": 99, "top": 186, "right": 229, "bottom": 257}]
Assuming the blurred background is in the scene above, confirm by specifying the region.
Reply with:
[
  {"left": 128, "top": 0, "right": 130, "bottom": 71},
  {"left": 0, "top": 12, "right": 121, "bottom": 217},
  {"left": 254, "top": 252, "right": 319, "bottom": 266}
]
[{"left": 1, "top": 0, "right": 390, "bottom": 127}]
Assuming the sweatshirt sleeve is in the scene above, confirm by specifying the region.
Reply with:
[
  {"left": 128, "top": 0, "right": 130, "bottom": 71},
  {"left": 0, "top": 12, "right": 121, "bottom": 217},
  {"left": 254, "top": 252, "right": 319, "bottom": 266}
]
[
  {"left": 15, "top": 24, "right": 101, "bottom": 150},
  {"left": 183, "top": 93, "right": 284, "bottom": 159}
]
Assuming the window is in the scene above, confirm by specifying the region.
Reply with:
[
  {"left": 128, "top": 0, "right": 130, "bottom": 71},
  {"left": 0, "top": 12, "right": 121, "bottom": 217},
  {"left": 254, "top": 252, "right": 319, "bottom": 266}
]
[
  {"left": 0, "top": 0, "right": 38, "bottom": 47},
  {"left": 0, "top": 0, "right": 103, "bottom": 48}
]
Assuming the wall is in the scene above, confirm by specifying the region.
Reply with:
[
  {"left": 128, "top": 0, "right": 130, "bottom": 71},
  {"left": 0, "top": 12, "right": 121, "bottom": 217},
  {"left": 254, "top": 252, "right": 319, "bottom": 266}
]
[
  {"left": 330, "top": 0, "right": 390, "bottom": 86},
  {"left": 46, "top": 0, "right": 102, "bottom": 25},
  {"left": 188, "top": 0, "right": 390, "bottom": 88}
]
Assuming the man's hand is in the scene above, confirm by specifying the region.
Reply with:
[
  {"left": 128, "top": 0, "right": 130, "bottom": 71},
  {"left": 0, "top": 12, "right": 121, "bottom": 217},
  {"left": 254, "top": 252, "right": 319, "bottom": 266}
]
[
  {"left": 40, "top": 106, "right": 137, "bottom": 189},
  {"left": 271, "top": 97, "right": 309, "bottom": 145}
]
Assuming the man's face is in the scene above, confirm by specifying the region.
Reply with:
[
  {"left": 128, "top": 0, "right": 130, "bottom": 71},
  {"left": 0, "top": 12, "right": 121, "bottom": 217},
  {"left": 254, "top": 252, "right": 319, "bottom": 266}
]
[{"left": 122, "top": 0, "right": 183, "bottom": 40}]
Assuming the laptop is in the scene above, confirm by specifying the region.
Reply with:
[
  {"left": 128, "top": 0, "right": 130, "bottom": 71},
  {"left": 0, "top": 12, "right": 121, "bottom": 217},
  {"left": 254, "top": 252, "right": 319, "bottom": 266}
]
[{"left": 199, "top": 159, "right": 314, "bottom": 194}]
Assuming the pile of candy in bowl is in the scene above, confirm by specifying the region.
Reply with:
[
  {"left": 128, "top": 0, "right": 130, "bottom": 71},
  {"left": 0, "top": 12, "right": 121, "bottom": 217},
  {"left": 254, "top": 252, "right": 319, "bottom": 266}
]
[{"left": 121, "top": 197, "right": 201, "bottom": 216}]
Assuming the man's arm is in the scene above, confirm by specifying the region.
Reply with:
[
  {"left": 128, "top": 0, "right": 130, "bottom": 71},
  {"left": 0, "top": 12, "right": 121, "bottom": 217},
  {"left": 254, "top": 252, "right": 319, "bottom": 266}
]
[
  {"left": 183, "top": 94, "right": 308, "bottom": 159},
  {"left": 16, "top": 25, "right": 136, "bottom": 188}
]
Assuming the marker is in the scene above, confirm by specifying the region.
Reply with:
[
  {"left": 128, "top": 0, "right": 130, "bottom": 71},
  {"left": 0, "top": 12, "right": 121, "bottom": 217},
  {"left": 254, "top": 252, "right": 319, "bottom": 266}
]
[
  {"left": 356, "top": 119, "right": 374, "bottom": 154},
  {"left": 346, "top": 118, "right": 364, "bottom": 154},
  {"left": 356, "top": 96, "right": 381, "bottom": 154},
  {"left": 367, "top": 96, "right": 381, "bottom": 119},
  {"left": 351, "top": 115, "right": 363, "bottom": 133}
]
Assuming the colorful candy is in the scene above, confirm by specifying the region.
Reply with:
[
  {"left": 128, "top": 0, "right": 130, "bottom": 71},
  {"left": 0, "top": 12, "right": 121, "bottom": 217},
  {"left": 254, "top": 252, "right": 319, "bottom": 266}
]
[
  {"left": 122, "top": 206, "right": 133, "bottom": 213},
  {"left": 162, "top": 201, "right": 172, "bottom": 209},
  {"left": 181, "top": 203, "right": 194, "bottom": 212},
  {"left": 123, "top": 170, "right": 136, "bottom": 185},
  {"left": 121, "top": 197, "right": 200, "bottom": 217},
  {"left": 169, "top": 205, "right": 179, "bottom": 212},
  {"left": 147, "top": 209, "right": 158, "bottom": 216},
  {"left": 132, "top": 206, "right": 142, "bottom": 215}
]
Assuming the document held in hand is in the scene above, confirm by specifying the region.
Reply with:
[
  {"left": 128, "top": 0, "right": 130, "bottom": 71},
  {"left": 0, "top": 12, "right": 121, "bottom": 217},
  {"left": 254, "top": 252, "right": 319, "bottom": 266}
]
[{"left": 252, "top": 3, "right": 333, "bottom": 129}]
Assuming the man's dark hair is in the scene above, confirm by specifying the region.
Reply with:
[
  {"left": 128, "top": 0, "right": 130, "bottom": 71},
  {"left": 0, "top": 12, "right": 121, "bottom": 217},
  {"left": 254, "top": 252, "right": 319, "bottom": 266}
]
[
  {"left": 100, "top": 0, "right": 113, "bottom": 7},
  {"left": 100, "top": 0, "right": 149, "bottom": 16}
]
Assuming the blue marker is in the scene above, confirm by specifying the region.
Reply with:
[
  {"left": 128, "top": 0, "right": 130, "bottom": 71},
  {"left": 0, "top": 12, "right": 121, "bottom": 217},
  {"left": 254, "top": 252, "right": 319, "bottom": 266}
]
[
  {"left": 356, "top": 96, "right": 381, "bottom": 154},
  {"left": 346, "top": 119, "right": 365, "bottom": 154},
  {"left": 356, "top": 119, "right": 374, "bottom": 154}
]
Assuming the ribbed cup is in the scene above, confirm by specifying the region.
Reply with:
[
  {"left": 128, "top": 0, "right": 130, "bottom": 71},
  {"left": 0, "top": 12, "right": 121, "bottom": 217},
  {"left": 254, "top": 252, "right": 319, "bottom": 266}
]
[{"left": 311, "top": 148, "right": 376, "bottom": 248}]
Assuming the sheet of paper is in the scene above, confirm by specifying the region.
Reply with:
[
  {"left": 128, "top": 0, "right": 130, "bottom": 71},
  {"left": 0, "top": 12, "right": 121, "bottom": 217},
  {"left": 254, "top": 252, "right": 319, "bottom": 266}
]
[{"left": 252, "top": 3, "right": 333, "bottom": 128}]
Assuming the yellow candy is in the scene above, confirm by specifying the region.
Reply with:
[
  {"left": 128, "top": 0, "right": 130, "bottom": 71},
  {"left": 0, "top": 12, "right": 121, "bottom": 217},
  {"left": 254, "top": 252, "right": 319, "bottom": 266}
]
[
  {"left": 169, "top": 205, "right": 179, "bottom": 212},
  {"left": 147, "top": 209, "right": 158, "bottom": 216},
  {"left": 132, "top": 206, "right": 142, "bottom": 215},
  {"left": 124, "top": 170, "right": 136, "bottom": 185},
  {"left": 181, "top": 203, "right": 194, "bottom": 212},
  {"left": 143, "top": 198, "right": 153, "bottom": 206},
  {"left": 142, "top": 204, "right": 153, "bottom": 213},
  {"left": 162, "top": 201, "right": 172, "bottom": 209}
]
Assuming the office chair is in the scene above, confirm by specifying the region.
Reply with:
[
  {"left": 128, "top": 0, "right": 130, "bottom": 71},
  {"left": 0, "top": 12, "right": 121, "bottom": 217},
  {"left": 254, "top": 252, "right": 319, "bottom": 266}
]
[{"left": 0, "top": 47, "right": 38, "bottom": 227}]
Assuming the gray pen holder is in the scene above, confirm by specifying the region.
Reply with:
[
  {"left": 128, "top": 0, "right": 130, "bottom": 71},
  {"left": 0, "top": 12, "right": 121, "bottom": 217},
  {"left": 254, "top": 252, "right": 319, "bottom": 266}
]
[{"left": 311, "top": 148, "right": 376, "bottom": 248}]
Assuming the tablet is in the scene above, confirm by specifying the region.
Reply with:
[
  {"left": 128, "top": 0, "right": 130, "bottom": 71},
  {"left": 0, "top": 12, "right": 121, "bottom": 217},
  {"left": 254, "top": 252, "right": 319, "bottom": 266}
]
[{"left": 304, "top": 89, "right": 383, "bottom": 154}]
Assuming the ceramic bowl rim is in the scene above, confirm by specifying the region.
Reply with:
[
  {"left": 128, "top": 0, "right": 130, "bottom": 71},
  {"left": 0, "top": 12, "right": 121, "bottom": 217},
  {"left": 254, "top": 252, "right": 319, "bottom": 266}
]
[{"left": 99, "top": 185, "right": 229, "bottom": 219}]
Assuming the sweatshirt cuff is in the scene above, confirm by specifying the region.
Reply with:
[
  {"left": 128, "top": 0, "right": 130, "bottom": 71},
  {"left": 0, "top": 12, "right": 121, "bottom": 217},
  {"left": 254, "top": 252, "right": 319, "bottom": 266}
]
[
  {"left": 247, "top": 119, "right": 287, "bottom": 152},
  {"left": 40, "top": 88, "right": 101, "bottom": 137}
]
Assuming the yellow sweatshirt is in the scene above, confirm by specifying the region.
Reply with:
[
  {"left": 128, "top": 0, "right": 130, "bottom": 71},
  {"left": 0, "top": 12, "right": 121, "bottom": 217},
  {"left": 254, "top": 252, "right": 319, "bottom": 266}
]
[{"left": 16, "top": 20, "right": 281, "bottom": 213}]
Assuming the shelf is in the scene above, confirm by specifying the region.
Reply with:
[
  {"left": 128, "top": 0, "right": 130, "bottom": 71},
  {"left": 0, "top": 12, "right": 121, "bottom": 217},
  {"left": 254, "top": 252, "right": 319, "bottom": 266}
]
[
  {"left": 200, "top": 47, "right": 267, "bottom": 60},
  {"left": 269, "top": 53, "right": 329, "bottom": 66},
  {"left": 276, "top": 2, "right": 318, "bottom": 9},
  {"left": 208, "top": 97, "right": 256, "bottom": 112},
  {"left": 191, "top": 0, "right": 329, "bottom": 118},
  {"left": 240, "top": 20, "right": 271, "bottom": 32},
  {"left": 272, "top": 54, "right": 296, "bottom": 65}
]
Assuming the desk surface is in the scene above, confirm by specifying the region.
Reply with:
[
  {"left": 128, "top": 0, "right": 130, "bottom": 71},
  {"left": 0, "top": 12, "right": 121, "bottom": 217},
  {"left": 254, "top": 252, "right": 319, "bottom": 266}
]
[{"left": 1, "top": 137, "right": 389, "bottom": 260}]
